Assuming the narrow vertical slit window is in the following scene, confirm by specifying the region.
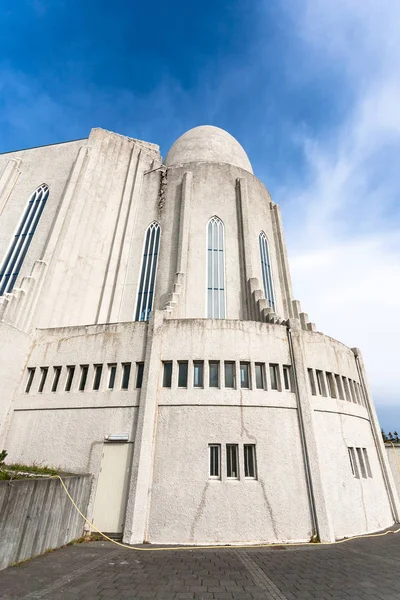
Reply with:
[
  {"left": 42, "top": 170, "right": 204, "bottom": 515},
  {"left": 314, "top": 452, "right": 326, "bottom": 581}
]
[
  {"left": 108, "top": 364, "right": 117, "bottom": 390},
  {"left": 178, "top": 361, "right": 188, "bottom": 388},
  {"left": 224, "top": 361, "right": 235, "bottom": 388},
  {"left": 79, "top": 365, "right": 89, "bottom": 391},
  {"left": 356, "top": 447, "right": 367, "bottom": 478},
  {"left": 255, "top": 363, "right": 265, "bottom": 390},
  {"left": 244, "top": 445, "right": 257, "bottom": 479},
  {"left": 349, "top": 380, "right": 357, "bottom": 403},
  {"left": 38, "top": 367, "right": 48, "bottom": 393},
  {"left": 25, "top": 368, "right": 35, "bottom": 393},
  {"left": 209, "top": 444, "right": 221, "bottom": 479},
  {"left": 0, "top": 184, "right": 49, "bottom": 296},
  {"left": 348, "top": 447, "right": 359, "bottom": 478},
  {"left": 209, "top": 361, "right": 219, "bottom": 388},
  {"left": 308, "top": 369, "right": 316, "bottom": 395},
  {"left": 342, "top": 377, "right": 351, "bottom": 402},
  {"left": 326, "top": 372, "right": 336, "bottom": 398},
  {"left": 269, "top": 364, "right": 280, "bottom": 391},
  {"left": 193, "top": 361, "right": 204, "bottom": 388},
  {"left": 135, "top": 221, "right": 160, "bottom": 321},
  {"left": 316, "top": 370, "right": 326, "bottom": 396},
  {"left": 226, "top": 444, "right": 239, "bottom": 478},
  {"left": 121, "top": 363, "right": 131, "bottom": 390},
  {"left": 162, "top": 362, "right": 172, "bottom": 388},
  {"left": 65, "top": 366, "right": 75, "bottom": 392},
  {"left": 136, "top": 363, "right": 144, "bottom": 389},
  {"left": 93, "top": 365, "right": 103, "bottom": 391},
  {"left": 207, "top": 216, "right": 225, "bottom": 318},
  {"left": 335, "top": 374, "right": 344, "bottom": 400},
  {"left": 51, "top": 367, "right": 61, "bottom": 392},
  {"left": 240, "top": 362, "right": 250, "bottom": 389},
  {"left": 259, "top": 231, "right": 275, "bottom": 311},
  {"left": 363, "top": 448, "right": 372, "bottom": 477},
  {"left": 283, "top": 366, "right": 292, "bottom": 391}
]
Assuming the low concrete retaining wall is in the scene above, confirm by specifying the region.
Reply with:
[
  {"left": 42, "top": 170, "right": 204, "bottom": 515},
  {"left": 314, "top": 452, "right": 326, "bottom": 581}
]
[{"left": 0, "top": 475, "right": 91, "bottom": 570}]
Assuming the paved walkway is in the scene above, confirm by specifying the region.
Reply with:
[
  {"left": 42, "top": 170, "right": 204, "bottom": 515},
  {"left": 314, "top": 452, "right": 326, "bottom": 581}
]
[{"left": 1, "top": 532, "right": 400, "bottom": 600}]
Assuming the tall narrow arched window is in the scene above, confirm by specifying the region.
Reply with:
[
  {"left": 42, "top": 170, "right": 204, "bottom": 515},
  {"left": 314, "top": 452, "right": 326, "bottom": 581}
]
[
  {"left": 207, "top": 216, "right": 225, "bottom": 318},
  {"left": 259, "top": 231, "right": 275, "bottom": 311},
  {"left": 0, "top": 183, "right": 49, "bottom": 296},
  {"left": 135, "top": 221, "right": 161, "bottom": 321}
]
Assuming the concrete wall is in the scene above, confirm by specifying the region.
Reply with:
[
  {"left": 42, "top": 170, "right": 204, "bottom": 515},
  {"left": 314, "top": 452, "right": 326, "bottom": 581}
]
[
  {"left": 0, "top": 474, "right": 91, "bottom": 570},
  {"left": 386, "top": 444, "right": 400, "bottom": 499}
]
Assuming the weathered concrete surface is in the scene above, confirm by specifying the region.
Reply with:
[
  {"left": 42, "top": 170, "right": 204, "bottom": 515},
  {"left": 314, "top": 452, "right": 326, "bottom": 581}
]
[
  {"left": 386, "top": 443, "right": 400, "bottom": 499},
  {"left": 1, "top": 530, "right": 400, "bottom": 599},
  {"left": 0, "top": 475, "right": 91, "bottom": 570}
]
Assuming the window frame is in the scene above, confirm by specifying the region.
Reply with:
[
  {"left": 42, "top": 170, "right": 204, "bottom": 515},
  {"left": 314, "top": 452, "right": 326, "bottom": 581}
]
[
  {"left": 259, "top": 231, "right": 276, "bottom": 311},
  {"left": 244, "top": 444, "right": 257, "bottom": 479},
  {"left": 162, "top": 361, "right": 173, "bottom": 388},
  {"left": 224, "top": 361, "right": 236, "bottom": 389},
  {"left": 226, "top": 444, "right": 239, "bottom": 479},
  {"left": 193, "top": 360, "right": 204, "bottom": 388},
  {"left": 206, "top": 216, "right": 226, "bottom": 319},
  {"left": 209, "top": 444, "right": 221, "bottom": 479},
  {"left": 255, "top": 363, "right": 265, "bottom": 390},
  {"left": 209, "top": 361, "right": 220, "bottom": 388},
  {"left": 269, "top": 363, "right": 280, "bottom": 391},
  {"left": 121, "top": 363, "right": 131, "bottom": 390},
  {"left": 134, "top": 221, "right": 161, "bottom": 322}
]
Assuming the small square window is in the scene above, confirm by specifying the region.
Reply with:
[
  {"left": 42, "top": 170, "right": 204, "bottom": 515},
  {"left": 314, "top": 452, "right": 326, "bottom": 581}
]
[
  {"left": 269, "top": 364, "right": 280, "bottom": 391},
  {"left": 51, "top": 367, "right": 62, "bottom": 392},
  {"left": 162, "top": 362, "right": 172, "bottom": 388},
  {"left": 65, "top": 366, "right": 75, "bottom": 392},
  {"left": 226, "top": 444, "right": 239, "bottom": 478},
  {"left": 209, "top": 361, "right": 219, "bottom": 388},
  {"left": 38, "top": 367, "right": 48, "bottom": 393},
  {"left": 136, "top": 362, "right": 144, "bottom": 389},
  {"left": 255, "top": 363, "right": 265, "bottom": 390},
  {"left": 79, "top": 365, "right": 89, "bottom": 391},
  {"left": 308, "top": 369, "right": 316, "bottom": 395},
  {"left": 224, "top": 361, "right": 235, "bottom": 388},
  {"left": 121, "top": 363, "right": 131, "bottom": 390},
  {"left": 240, "top": 362, "right": 250, "bottom": 389},
  {"left": 283, "top": 366, "right": 292, "bottom": 391},
  {"left": 193, "top": 361, "right": 204, "bottom": 387},
  {"left": 209, "top": 444, "right": 221, "bottom": 478},
  {"left": 93, "top": 364, "right": 103, "bottom": 391},
  {"left": 244, "top": 445, "right": 257, "bottom": 479},
  {"left": 178, "top": 361, "right": 188, "bottom": 388}
]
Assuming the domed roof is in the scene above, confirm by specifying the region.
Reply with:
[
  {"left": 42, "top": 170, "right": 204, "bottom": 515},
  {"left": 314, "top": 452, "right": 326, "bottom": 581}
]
[{"left": 164, "top": 125, "right": 253, "bottom": 173}]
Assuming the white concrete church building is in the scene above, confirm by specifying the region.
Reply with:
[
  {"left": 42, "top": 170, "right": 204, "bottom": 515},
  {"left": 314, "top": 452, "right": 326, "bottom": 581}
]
[{"left": 0, "top": 125, "right": 398, "bottom": 545}]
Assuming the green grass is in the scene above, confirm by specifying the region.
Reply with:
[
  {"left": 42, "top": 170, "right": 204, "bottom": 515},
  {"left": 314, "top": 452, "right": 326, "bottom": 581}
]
[{"left": 0, "top": 463, "right": 68, "bottom": 480}]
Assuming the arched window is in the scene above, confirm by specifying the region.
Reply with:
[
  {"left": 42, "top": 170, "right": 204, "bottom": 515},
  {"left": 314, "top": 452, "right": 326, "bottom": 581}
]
[
  {"left": 0, "top": 183, "right": 49, "bottom": 296},
  {"left": 259, "top": 231, "right": 275, "bottom": 311},
  {"left": 135, "top": 221, "right": 161, "bottom": 321},
  {"left": 207, "top": 216, "right": 225, "bottom": 318}
]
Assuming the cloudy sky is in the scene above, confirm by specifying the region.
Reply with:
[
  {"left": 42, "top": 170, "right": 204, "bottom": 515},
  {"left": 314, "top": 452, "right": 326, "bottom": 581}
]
[{"left": 1, "top": 0, "right": 399, "bottom": 430}]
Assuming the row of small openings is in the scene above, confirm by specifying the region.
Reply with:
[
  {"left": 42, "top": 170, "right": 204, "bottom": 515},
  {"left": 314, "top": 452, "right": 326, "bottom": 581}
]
[
  {"left": 307, "top": 368, "right": 365, "bottom": 407},
  {"left": 24, "top": 362, "right": 145, "bottom": 394},
  {"left": 348, "top": 447, "right": 372, "bottom": 479},
  {"left": 162, "top": 360, "right": 293, "bottom": 392},
  {"left": 209, "top": 444, "right": 257, "bottom": 480}
]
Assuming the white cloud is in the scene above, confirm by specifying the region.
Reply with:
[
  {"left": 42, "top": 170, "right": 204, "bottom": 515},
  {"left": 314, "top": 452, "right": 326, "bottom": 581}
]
[{"left": 278, "top": 0, "right": 400, "bottom": 407}]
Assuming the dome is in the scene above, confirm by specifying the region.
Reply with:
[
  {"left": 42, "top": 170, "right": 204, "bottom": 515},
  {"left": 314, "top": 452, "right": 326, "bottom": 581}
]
[{"left": 164, "top": 125, "right": 253, "bottom": 173}]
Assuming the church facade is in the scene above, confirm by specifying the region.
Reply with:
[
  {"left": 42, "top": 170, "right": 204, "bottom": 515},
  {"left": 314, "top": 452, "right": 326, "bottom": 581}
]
[{"left": 0, "top": 125, "right": 398, "bottom": 545}]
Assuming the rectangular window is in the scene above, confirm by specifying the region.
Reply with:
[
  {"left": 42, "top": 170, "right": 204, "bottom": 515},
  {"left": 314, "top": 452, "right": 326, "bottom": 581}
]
[
  {"left": 25, "top": 368, "right": 36, "bottom": 393},
  {"left": 226, "top": 444, "right": 239, "bottom": 478},
  {"left": 209, "top": 361, "right": 219, "bottom": 387},
  {"left": 79, "top": 365, "right": 89, "bottom": 391},
  {"left": 224, "top": 361, "right": 235, "bottom": 388},
  {"left": 283, "top": 365, "right": 292, "bottom": 391},
  {"left": 255, "top": 363, "right": 265, "bottom": 390},
  {"left": 348, "top": 447, "right": 359, "bottom": 478},
  {"left": 136, "top": 362, "right": 144, "bottom": 389},
  {"left": 308, "top": 369, "right": 316, "bottom": 395},
  {"left": 244, "top": 445, "right": 257, "bottom": 478},
  {"left": 178, "top": 361, "right": 188, "bottom": 388},
  {"left": 358, "top": 383, "right": 365, "bottom": 406},
  {"left": 240, "top": 362, "right": 250, "bottom": 388},
  {"left": 356, "top": 447, "right": 367, "bottom": 478},
  {"left": 209, "top": 444, "right": 221, "bottom": 478},
  {"left": 363, "top": 448, "right": 372, "bottom": 477},
  {"left": 326, "top": 372, "right": 336, "bottom": 398},
  {"left": 51, "top": 367, "right": 61, "bottom": 392},
  {"left": 193, "top": 361, "right": 204, "bottom": 387},
  {"left": 316, "top": 370, "right": 326, "bottom": 396},
  {"left": 93, "top": 364, "right": 103, "bottom": 391},
  {"left": 121, "top": 363, "right": 131, "bottom": 390},
  {"left": 335, "top": 374, "right": 344, "bottom": 400},
  {"left": 38, "top": 367, "right": 48, "bottom": 393},
  {"left": 65, "top": 366, "right": 75, "bottom": 392},
  {"left": 353, "top": 381, "right": 361, "bottom": 404},
  {"left": 108, "top": 364, "right": 117, "bottom": 390},
  {"left": 269, "top": 364, "right": 279, "bottom": 391},
  {"left": 162, "top": 361, "right": 172, "bottom": 388},
  {"left": 342, "top": 377, "right": 351, "bottom": 402}
]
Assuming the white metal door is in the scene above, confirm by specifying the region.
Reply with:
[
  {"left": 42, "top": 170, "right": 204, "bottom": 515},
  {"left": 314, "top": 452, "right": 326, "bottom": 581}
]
[{"left": 92, "top": 442, "right": 133, "bottom": 534}]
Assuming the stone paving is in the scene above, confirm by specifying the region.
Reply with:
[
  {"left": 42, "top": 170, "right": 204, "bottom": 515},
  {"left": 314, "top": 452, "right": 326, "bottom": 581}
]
[{"left": 1, "top": 531, "right": 400, "bottom": 600}]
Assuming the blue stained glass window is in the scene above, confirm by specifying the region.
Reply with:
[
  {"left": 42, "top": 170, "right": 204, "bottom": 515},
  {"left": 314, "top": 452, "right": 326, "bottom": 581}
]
[{"left": 135, "top": 221, "right": 160, "bottom": 321}]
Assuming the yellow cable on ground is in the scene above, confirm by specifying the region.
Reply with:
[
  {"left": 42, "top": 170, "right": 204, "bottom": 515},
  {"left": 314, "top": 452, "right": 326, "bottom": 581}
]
[{"left": 53, "top": 475, "right": 400, "bottom": 552}]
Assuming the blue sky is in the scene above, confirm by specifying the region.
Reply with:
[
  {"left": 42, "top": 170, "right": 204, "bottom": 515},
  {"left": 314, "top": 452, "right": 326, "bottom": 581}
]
[{"left": 1, "top": 0, "right": 399, "bottom": 430}]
